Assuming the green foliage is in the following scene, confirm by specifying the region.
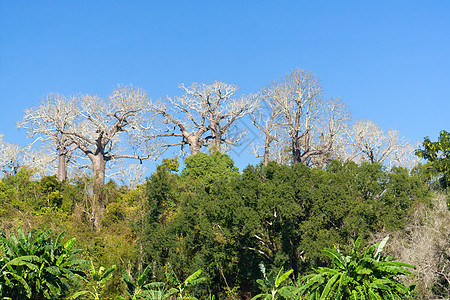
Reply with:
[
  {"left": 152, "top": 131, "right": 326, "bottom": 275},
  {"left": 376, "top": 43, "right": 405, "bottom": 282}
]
[
  {"left": 251, "top": 263, "right": 294, "bottom": 300},
  {"left": 416, "top": 130, "right": 450, "bottom": 189},
  {"left": 165, "top": 265, "right": 207, "bottom": 299},
  {"left": 119, "top": 265, "right": 165, "bottom": 300},
  {"left": 0, "top": 226, "right": 88, "bottom": 299},
  {"left": 70, "top": 261, "right": 117, "bottom": 299},
  {"left": 0, "top": 153, "right": 433, "bottom": 298},
  {"left": 296, "top": 236, "right": 416, "bottom": 299},
  {"left": 140, "top": 156, "right": 429, "bottom": 297},
  {"left": 162, "top": 157, "right": 180, "bottom": 172},
  {"left": 182, "top": 151, "right": 239, "bottom": 194}
]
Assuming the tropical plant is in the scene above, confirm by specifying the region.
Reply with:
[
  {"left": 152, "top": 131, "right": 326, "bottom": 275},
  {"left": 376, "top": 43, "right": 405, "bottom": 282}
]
[
  {"left": 0, "top": 226, "right": 88, "bottom": 299},
  {"left": 251, "top": 263, "right": 294, "bottom": 300},
  {"left": 118, "top": 265, "right": 166, "bottom": 300},
  {"left": 296, "top": 236, "right": 416, "bottom": 299},
  {"left": 70, "top": 261, "right": 117, "bottom": 299},
  {"left": 165, "top": 265, "right": 207, "bottom": 300}
]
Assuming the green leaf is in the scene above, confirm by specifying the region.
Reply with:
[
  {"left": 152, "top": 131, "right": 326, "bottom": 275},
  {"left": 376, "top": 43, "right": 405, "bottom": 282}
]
[
  {"left": 69, "top": 290, "right": 90, "bottom": 299},
  {"left": 184, "top": 269, "right": 202, "bottom": 285},
  {"left": 320, "top": 273, "right": 339, "bottom": 299},
  {"left": 164, "top": 287, "right": 178, "bottom": 298},
  {"left": 136, "top": 265, "right": 151, "bottom": 287},
  {"left": 275, "top": 268, "right": 293, "bottom": 288},
  {"left": 165, "top": 270, "right": 180, "bottom": 286},
  {"left": 64, "top": 238, "right": 76, "bottom": 251},
  {"left": 251, "top": 293, "right": 268, "bottom": 300},
  {"left": 279, "top": 286, "right": 297, "bottom": 298},
  {"left": 322, "top": 248, "right": 345, "bottom": 269}
]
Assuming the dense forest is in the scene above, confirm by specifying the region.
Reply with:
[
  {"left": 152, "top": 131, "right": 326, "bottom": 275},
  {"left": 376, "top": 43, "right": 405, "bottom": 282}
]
[
  {"left": 0, "top": 69, "right": 449, "bottom": 299},
  {"left": 0, "top": 150, "right": 449, "bottom": 299}
]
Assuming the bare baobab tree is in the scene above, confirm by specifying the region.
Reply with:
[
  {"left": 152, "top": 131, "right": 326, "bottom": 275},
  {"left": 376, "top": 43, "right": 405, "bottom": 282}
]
[
  {"left": 250, "top": 86, "right": 284, "bottom": 166},
  {"left": 264, "top": 68, "right": 348, "bottom": 166},
  {"left": 19, "top": 94, "right": 78, "bottom": 181},
  {"left": 21, "top": 86, "right": 157, "bottom": 230},
  {"left": 152, "top": 81, "right": 258, "bottom": 154},
  {"left": 335, "top": 119, "right": 419, "bottom": 168},
  {"left": 0, "top": 134, "right": 30, "bottom": 177}
]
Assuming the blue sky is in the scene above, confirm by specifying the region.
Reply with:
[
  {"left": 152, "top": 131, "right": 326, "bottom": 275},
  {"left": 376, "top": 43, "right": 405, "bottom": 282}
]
[{"left": 0, "top": 1, "right": 449, "bottom": 171}]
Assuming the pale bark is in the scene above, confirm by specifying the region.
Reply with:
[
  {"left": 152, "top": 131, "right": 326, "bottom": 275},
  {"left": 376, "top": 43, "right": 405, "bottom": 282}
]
[
  {"left": 57, "top": 147, "right": 67, "bottom": 181},
  {"left": 263, "top": 68, "right": 348, "bottom": 166},
  {"left": 338, "top": 119, "right": 415, "bottom": 167},
  {"left": 19, "top": 94, "right": 77, "bottom": 181},
  {"left": 21, "top": 86, "right": 156, "bottom": 230},
  {"left": 0, "top": 135, "right": 26, "bottom": 177},
  {"left": 91, "top": 154, "right": 106, "bottom": 230},
  {"left": 152, "top": 81, "right": 257, "bottom": 154}
]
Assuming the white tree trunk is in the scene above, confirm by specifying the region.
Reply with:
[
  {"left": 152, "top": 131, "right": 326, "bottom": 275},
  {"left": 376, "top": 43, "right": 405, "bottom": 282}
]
[{"left": 91, "top": 154, "right": 106, "bottom": 231}]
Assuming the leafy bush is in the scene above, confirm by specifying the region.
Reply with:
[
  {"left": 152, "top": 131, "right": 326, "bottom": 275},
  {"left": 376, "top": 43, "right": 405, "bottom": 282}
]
[
  {"left": 0, "top": 226, "right": 88, "bottom": 299},
  {"left": 296, "top": 236, "right": 415, "bottom": 299}
]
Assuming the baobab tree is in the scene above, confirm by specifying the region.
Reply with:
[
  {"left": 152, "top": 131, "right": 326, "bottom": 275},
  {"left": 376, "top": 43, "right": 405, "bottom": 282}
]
[
  {"left": 250, "top": 87, "right": 284, "bottom": 166},
  {"left": 347, "top": 120, "right": 404, "bottom": 164},
  {"left": 152, "top": 81, "right": 258, "bottom": 154},
  {"left": 0, "top": 134, "right": 30, "bottom": 177},
  {"left": 21, "top": 86, "right": 157, "bottom": 230},
  {"left": 19, "top": 94, "right": 78, "bottom": 181},
  {"left": 264, "top": 68, "right": 348, "bottom": 165},
  {"left": 331, "top": 119, "right": 420, "bottom": 169}
]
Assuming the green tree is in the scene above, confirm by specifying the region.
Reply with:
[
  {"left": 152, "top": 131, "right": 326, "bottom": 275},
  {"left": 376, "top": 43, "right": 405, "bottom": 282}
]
[{"left": 416, "top": 130, "right": 450, "bottom": 188}]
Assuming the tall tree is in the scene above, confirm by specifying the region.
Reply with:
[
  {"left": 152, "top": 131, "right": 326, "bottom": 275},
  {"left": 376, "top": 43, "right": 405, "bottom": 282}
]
[
  {"left": 264, "top": 68, "right": 348, "bottom": 165},
  {"left": 152, "top": 81, "right": 257, "bottom": 154},
  {"left": 337, "top": 119, "right": 416, "bottom": 168},
  {"left": 416, "top": 130, "right": 450, "bottom": 188},
  {"left": 19, "top": 94, "right": 77, "bottom": 181},
  {"left": 21, "top": 86, "right": 156, "bottom": 230},
  {"left": 0, "top": 134, "right": 29, "bottom": 177},
  {"left": 251, "top": 87, "right": 284, "bottom": 166}
]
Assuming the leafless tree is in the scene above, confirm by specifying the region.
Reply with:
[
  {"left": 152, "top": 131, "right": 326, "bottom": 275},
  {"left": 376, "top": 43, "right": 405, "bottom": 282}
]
[
  {"left": 264, "top": 68, "right": 348, "bottom": 166},
  {"left": 27, "top": 145, "right": 59, "bottom": 179},
  {"left": 0, "top": 134, "right": 31, "bottom": 177},
  {"left": 19, "top": 94, "right": 78, "bottom": 181},
  {"left": 389, "top": 140, "right": 422, "bottom": 169},
  {"left": 350, "top": 120, "right": 400, "bottom": 164},
  {"left": 336, "top": 119, "right": 418, "bottom": 169},
  {"left": 107, "top": 162, "right": 147, "bottom": 189},
  {"left": 251, "top": 86, "right": 285, "bottom": 165},
  {"left": 21, "top": 86, "right": 157, "bottom": 230},
  {"left": 152, "top": 81, "right": 258, "bottom": 154}
]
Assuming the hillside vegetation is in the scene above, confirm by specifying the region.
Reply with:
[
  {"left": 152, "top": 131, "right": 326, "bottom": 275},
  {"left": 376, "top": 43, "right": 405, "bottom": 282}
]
[{"left": 1, "top": 151, "right": 448, "bottom": 299}]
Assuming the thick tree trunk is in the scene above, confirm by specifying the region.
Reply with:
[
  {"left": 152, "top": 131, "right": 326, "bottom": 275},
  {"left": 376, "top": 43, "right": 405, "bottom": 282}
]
[
  {"left": 292, "top": 137, "right": 302, "bottom": 164},
  {"left": 214, "top": 135, "right": 222, "bottom": 152},
  {"left": 57, "top": 148, "right": 66, "bottom": 182},
  {"left": 263, "top": 136, "right": 271, "bottom": 166},
  {"left": 189, "top": 140, "right": 202, "bottom": 155},
  {"left": 209, "top": 123, "right": 222, "bottom": 152},
  {"left": 91, "top": 154, "right": 106, "bottom": 231}
]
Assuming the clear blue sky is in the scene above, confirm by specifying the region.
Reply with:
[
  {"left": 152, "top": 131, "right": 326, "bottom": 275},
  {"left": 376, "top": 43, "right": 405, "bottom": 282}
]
[{"left": 1, "top": 1, "right": 449, "bottom": 171}]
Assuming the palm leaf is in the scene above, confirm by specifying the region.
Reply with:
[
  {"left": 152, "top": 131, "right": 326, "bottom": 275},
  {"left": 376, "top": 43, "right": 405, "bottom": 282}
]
[
  {"left": 319, "top": 273, "right": 339, "bottom": 299},
  {"left": 275, "top": 268, "right": 293, "bottom": 288},
  {"left": 374, "top": 235, "right": 389, "bottom": 261},
  {"left": 184, "top": 269, "right": 202, "bottom": 285},
  {"left": 322, "top": 248, "right": 345, "bottom": 269}
]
